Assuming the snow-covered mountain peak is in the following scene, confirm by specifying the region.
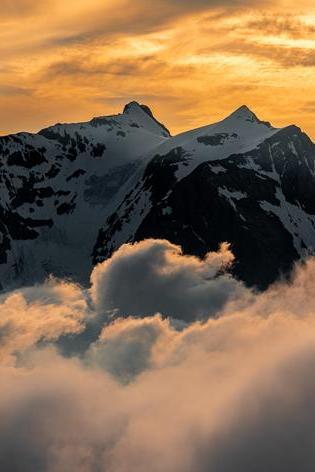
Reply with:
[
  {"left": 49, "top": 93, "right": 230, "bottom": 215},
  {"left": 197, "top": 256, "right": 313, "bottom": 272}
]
[
  {"left": 149, "top": 105, "right": 280, "bottom": 181},
  {"left": 227, "top": 105, "right": 261, "bottom": 123},
  {"left": 218, "top": 105, "right": 274, "bottom": 133},
  {"left": 123, "top": 101, "right": 171, "bottom": 137},
  {"left": 123, "top": 101, "right": 145, "bottom": 114}
]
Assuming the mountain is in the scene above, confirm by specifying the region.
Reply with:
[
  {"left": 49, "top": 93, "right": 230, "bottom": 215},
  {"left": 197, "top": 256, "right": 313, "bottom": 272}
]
[
  {"left": 93, "top": 105, "right": 315, "bottom": 289},
  {"left": 1, "top": 102, "right": 315, "bottom": 290},
  {"left": 0, "top": 102, "right": 169, "bottom": 289}
]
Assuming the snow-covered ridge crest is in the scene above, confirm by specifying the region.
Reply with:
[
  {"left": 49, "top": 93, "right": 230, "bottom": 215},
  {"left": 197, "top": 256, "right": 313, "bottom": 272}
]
[{"left": 152, "top": 104, "right": 282, "bottom": 180}]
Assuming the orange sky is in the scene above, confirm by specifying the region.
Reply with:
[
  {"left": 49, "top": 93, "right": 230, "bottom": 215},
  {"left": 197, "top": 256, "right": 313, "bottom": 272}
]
[{"left": 1, "top": 0, "right": 315, "bottom": 138}]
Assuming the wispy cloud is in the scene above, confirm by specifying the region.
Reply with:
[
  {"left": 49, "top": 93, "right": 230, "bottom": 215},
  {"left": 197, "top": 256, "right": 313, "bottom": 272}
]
[
  {"left": 0, "top": 85, "right": 34, "bottom": 96},
  {"left": 1, "top": 0, "right": 315, "bottom": 137}
]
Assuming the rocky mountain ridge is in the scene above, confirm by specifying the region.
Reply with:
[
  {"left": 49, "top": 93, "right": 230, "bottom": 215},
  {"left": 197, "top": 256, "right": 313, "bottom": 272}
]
[{"left": 1, "top": 102, "right": 315, "bottom": 289}]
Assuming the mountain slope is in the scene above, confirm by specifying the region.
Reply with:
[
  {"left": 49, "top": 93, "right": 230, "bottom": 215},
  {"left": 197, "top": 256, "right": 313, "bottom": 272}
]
[
  {"left": 93, "top": 108, "right": 315, "bottom": 289},
  {"left": 0, "top": 102, "right": 170, "bottom": 288}
]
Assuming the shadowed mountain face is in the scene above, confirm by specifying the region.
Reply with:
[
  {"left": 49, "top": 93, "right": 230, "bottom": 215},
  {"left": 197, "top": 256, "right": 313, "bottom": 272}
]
[{"left": 1, "top": 103, "right": 315, "bottom": 290}]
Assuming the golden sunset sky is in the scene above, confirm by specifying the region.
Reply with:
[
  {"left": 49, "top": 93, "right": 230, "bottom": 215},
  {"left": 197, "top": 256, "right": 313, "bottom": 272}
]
[{"left": 2, "top": 0, "right": 315, "bottom": 137}]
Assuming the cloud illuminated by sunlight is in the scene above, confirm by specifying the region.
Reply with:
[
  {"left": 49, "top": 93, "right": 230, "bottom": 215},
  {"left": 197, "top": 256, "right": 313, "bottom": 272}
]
[{"left": 1, "top": 0, "right": 315, "bottom": 138}]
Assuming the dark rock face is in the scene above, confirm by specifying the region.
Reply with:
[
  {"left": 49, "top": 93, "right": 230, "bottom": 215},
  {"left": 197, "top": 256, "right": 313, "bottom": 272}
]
[
  {"left": 94, "top": 126, "right": 315, "bottom": 289},
  {"left": 84, "top": 162, "right": 141, "bottom": 205},
  {"left": 7, "top": 148, "right": 47, "bottom": 168},
  {"left": 135, "top": 162, "right": 297, "bottom": 289},
  {"left": 197, "top": 133, "right": 238, "bottom": 146}
]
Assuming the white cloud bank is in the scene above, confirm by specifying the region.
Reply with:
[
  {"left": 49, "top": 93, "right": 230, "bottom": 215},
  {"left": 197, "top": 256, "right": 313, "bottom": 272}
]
[
  {"left": 90, "top": 239, "right": 242, "bottom": 321},
  {"left": 1, "top": 239, "right": 315, "bottom": 471}
]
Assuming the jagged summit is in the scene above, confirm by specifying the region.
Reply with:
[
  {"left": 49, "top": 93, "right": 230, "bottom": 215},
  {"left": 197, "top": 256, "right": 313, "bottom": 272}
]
[
  {"left": 37, "top": 101, "right": 170, "bottom": 142},
  {"left": 227, "top": 105, "right": 260, "bottom": 122},
  {"left": 224, "top": 105, "right": 272, "bottom": 127},
  {"left": 123, "top": 101, "right": 170, "bottom": 137},
  {"left": 123, "top": 101, "right": 144, "bottom": 114}
]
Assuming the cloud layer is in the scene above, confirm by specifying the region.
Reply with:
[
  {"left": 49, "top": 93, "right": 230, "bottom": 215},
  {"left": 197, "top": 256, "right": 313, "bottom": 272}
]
[
  {"left": 1, "top": 239, "right": 315, "bottom": 470},
  {"left": 1, "top": 0, "right": 315, "bottom": 137}
]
